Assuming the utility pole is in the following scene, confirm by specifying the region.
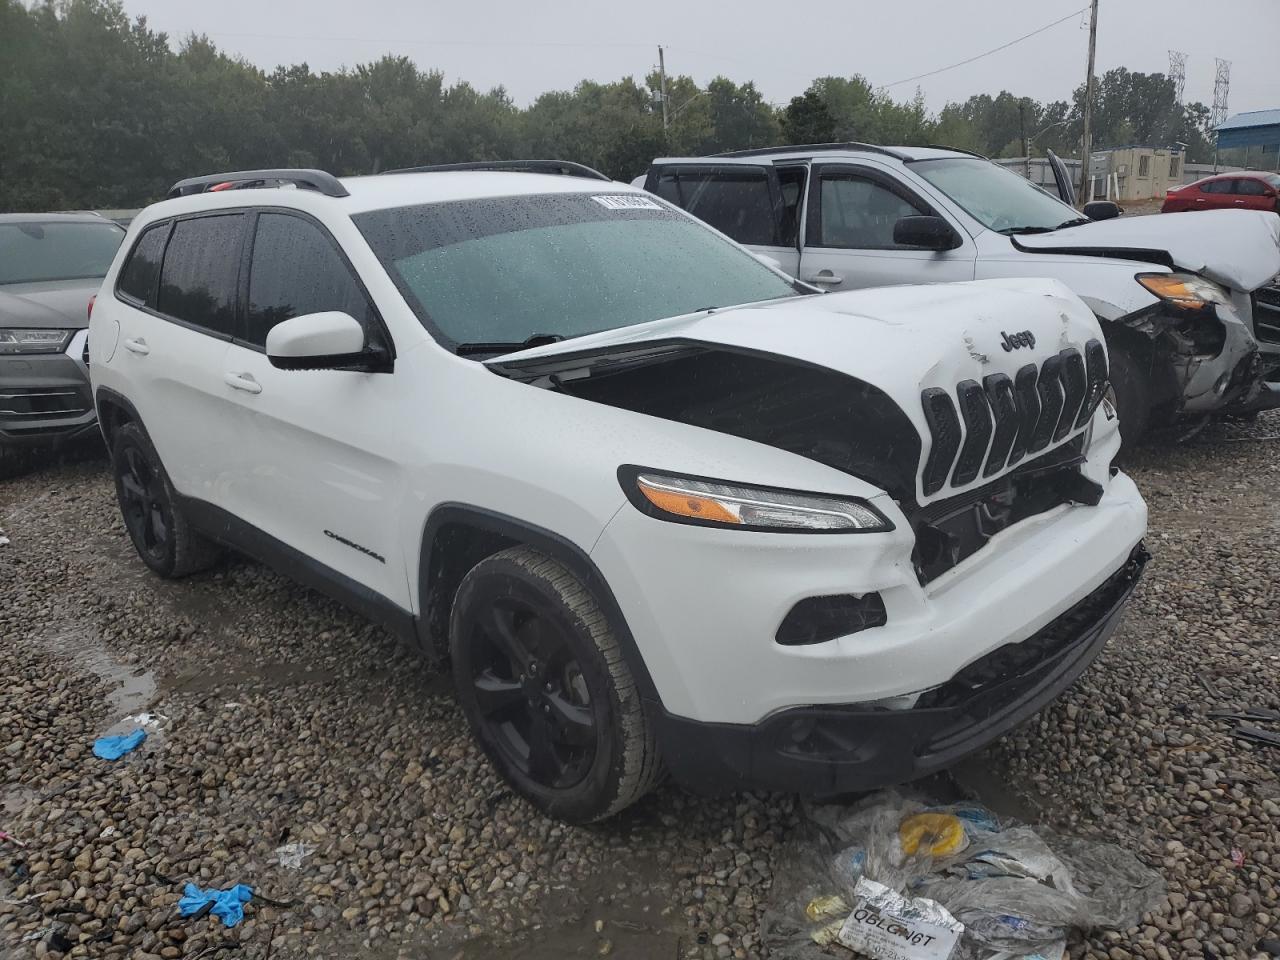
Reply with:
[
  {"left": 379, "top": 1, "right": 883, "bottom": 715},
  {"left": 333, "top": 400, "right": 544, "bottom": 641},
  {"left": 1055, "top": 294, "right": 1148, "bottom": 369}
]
[
  {"left": 1079, "top": 0, "right": 1099, "bottom": 203},
  {"left": 658, "top": 45, "right": 669, "bottom": 133}
]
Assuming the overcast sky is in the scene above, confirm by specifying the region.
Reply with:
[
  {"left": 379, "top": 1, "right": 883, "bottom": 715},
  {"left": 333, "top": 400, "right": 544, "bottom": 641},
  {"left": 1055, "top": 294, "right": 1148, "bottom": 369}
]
[{"left": 118, "top": 0, "right": 1276, "bottom": 116}]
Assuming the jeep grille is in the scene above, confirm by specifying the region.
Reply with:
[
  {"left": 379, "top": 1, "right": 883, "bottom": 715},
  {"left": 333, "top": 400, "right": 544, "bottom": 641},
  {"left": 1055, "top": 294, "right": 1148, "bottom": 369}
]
[{"left": 920, "top": 339, "right": 1106, "bottom": 496}]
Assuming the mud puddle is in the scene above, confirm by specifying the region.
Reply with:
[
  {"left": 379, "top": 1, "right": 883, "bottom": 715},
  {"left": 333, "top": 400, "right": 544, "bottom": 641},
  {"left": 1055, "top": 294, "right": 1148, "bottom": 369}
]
[
  {"left": 423, "top": 852, "right": 685, "bottom": 960},
  {"left": 42, "top": 625, "right": 158, "bottom": 734}
]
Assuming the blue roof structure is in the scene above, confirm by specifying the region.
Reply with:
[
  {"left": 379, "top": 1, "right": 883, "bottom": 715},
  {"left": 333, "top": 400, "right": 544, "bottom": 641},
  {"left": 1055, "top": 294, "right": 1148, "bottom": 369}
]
[{"left": 1216, "top": 110, "right": 1280, "bottom": 149}]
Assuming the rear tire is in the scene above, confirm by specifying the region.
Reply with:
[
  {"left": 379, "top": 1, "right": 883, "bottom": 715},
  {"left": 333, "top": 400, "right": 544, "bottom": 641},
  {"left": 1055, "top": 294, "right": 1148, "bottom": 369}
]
[
  {"left": 450, "top": 546, "right": 662, "bottom": 822},
  {"left": 110, "top": 422, "right": 220, "bottom": 577},
  {"left": 1107, "top": 344, "right": 1150, "bottom": 450}
]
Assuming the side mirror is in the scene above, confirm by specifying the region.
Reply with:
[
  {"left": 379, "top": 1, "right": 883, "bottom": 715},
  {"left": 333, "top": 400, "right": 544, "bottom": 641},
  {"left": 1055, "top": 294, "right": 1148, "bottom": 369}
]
[
  {"left": 1083, "top": 200, "right": 1122, "bottom": 222},
  {"left": 266, "top": 311, "right": 385, "bottom": 372},
  {"left": 893, "top": 215, "right": 959, "bottom": 251}
]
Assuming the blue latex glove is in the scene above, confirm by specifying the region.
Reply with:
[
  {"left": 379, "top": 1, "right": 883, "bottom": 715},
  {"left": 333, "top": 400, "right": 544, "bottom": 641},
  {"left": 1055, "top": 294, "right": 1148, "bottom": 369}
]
[
  {"left": 92, "top": 728, "right": 146, "bottom": 760},
  {"left": 178, "top": 883, "right": 254, "bottom": 928}
]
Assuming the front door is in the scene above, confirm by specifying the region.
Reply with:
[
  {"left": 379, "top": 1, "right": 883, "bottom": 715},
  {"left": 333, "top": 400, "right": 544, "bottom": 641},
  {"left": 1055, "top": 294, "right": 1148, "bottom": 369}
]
[
  {"left": 217, "top": 210, "right": 409, "bottom": 606},
  {"left": 1232, "top": 177, "right": 1278, "bottom": 212},
  {"left": 797, "top": 163, "right": 976, "bottom": 290}
]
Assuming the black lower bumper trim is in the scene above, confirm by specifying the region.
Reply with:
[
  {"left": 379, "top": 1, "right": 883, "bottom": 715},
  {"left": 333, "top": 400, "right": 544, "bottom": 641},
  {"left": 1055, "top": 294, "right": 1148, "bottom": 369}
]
[{"left": 656, "top": 543, "right": 1148, "bottom": 796}]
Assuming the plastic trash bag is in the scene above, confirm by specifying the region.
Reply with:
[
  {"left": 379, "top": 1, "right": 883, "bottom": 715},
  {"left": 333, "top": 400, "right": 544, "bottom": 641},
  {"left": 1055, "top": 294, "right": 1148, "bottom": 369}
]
[{"left": 762, "top": 790, "right": 1164, "bottom": 960}]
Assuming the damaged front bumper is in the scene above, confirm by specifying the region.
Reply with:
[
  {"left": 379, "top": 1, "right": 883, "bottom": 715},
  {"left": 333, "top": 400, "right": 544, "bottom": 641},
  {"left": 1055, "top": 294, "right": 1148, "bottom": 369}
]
[
  {"left": 658, "top": 544, "right": 1148, "bottom": 795},
  {"left": 1123, "top": 297, "right": 1276, "bottom": 421}
]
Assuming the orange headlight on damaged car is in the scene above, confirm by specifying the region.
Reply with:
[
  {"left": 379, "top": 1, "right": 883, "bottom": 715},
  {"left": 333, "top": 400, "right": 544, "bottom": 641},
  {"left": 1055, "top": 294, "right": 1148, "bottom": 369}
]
[
  {"left": 1137, "top": 273, "right": 1230, "bottom": 311},
  {"left": 630, "top": 472, "right": 892, "bottom": 533}
]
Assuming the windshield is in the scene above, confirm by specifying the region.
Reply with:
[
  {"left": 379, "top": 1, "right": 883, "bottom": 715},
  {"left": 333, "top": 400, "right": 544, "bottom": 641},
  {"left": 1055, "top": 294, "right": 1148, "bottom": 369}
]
[
  {"left": 912, "top": 158, "right": 1083, "bottom": 234},
  {"left": 0, "top": 220, "right": 125, "bottom": 285},
  {"left": 354, "top": 193, "right": 799, "bottom": 352}
]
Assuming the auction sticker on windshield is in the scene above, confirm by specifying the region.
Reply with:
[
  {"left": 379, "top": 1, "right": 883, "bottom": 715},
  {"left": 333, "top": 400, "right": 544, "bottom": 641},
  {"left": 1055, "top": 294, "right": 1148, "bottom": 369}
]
[
  {"left": 837, "top": 878, "right": 963, "bottom": 960},
  {"left": 591, "top": 195, "right": 662, "bottom": 210}
]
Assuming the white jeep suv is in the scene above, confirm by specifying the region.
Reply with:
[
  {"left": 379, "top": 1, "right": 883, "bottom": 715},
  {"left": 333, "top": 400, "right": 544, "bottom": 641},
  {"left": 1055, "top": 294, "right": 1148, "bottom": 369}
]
[{"left": 90, "top": 163, "right": 1148, "bottom": 821}]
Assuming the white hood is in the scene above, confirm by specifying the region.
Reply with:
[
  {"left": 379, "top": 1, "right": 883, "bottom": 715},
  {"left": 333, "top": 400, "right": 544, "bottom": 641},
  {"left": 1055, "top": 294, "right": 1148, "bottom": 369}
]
[
  {"left": 491, "top": 277, "right": 1099, "bottom": 391},
  {"left": 1013, "top": 209, "right": 1280, "bottom": 292},
  {"left": 490, "top": 278, "right": 1106, "bottom": 502}
]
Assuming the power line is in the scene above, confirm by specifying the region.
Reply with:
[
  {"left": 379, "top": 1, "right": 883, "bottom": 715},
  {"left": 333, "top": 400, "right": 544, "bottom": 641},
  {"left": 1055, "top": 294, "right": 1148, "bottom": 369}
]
[{"left": 885, "top": 7, "right": 1087, "bottom": 89}]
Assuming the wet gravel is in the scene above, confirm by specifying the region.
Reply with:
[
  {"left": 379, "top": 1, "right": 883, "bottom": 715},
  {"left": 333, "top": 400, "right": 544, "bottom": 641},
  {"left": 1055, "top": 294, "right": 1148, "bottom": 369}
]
[{"left": 1, "top": 419, "right": 1278, "bottom": 960}]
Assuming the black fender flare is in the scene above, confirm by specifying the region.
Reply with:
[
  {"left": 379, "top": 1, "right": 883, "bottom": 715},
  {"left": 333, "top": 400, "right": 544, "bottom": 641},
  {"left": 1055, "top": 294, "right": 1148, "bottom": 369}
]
[
  {"left": 94, "top": 386, "right": 148, "bottom": 448},
  {"left": 417, "top": 504, "right": 663, "bottom": 708}
]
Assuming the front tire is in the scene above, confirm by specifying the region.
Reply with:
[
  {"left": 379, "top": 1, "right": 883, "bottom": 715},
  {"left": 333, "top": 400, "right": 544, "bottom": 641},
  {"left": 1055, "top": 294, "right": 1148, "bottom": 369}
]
[
  {"left": 1107, "top": 344, "right": 1150, "bottom": 450},
  {"left": 450, "top": 546, "right": 662, "bottom": 822},
  {"left": 110, "top": 422, "right": 220, "bottom": 577}
]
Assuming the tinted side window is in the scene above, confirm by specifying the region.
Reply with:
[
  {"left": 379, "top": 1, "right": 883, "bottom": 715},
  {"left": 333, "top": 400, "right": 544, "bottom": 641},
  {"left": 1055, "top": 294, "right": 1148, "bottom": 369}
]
[
  {"left": 818, "top": 175, "right": 925, "bottom": 248},
  {"left": 246, "top": 214, "right": 376, "bottom": 348},
  {"left": 1200, "top": 179, "right": 1230, "bottom": 194},
  {"left": 156, "top": 215, "right": 244, "bottom": 336},
  {"left": 1235, "top": 179, "right": 1267, "bottom": 196},
  {"left": 116, "top": 223, "right": 168, "bottom": 305},
  {"left": 657, "top": 168, "right": 777, "bottom": 245}
]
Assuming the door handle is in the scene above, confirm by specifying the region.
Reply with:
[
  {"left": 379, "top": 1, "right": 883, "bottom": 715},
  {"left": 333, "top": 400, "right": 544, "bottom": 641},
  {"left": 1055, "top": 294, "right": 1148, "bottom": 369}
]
[
  {"left": 223, "top": 372, "right": 262, "bottom": 395},
  {"left": 123, "top": 337, "right": 150, "bottom": 355},
  {"left": 802, "top": 272, "right": 844, "bottom": 286}
]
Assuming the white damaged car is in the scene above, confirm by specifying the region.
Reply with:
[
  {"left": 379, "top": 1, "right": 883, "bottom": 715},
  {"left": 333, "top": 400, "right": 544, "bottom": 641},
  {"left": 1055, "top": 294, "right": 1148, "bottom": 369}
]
[
  {"left": 90, "top": 164, "right": 1148, "bottom": 821},
  {"left": 644, "top": 144, "right": 1280, "bottom": 445}
]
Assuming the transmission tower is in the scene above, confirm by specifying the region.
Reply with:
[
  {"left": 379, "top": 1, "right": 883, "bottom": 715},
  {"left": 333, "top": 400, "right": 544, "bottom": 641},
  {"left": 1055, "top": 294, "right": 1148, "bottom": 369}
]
[
  {"left": 1168, "top": 50, "right": 1187, "bottom": 104},
  {"left": 1210, "top": 58, "right": 1231, "bottom": 130}
]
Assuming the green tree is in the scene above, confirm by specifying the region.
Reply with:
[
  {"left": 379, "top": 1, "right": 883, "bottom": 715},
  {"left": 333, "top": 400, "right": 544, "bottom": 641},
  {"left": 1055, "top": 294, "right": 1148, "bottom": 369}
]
[{"left": 781, "top": 90, "right": 836, "bottom": 144}]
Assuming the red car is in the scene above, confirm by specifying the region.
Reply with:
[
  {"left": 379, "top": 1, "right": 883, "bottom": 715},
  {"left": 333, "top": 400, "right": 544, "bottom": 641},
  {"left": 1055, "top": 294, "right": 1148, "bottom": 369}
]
[{"left": 1162, "top": 171, "right": 1280, "bottom": 214}]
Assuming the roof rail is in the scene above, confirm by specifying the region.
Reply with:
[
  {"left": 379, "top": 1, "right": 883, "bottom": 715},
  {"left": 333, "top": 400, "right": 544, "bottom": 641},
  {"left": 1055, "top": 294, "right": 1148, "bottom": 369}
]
[
  {"left": 911, "top": 144, "right": 991, "bottom": 160},
  {"left": 167, "top": 169, "right": 349, "bottom": 200},
  {"left": 380, "top": 160, "right": 611, "bottom": 181},
  {"left": 713, "top": 142, "right": 911, "bottom": 161}
]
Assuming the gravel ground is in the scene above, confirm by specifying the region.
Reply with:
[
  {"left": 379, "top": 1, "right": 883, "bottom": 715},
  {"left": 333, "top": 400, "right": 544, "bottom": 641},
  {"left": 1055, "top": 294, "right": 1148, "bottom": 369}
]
[{"left": 1, "top": 418, "right": 1278, "bottom": 960}]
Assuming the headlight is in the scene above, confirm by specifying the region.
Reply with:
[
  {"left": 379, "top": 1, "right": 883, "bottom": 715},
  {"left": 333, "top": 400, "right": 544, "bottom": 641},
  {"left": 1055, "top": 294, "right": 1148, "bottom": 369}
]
[
  {"left": 0, "top": 328, "right": 74, "bottom": 355},
  {"left": 1136, "top": 272, "right": 1230, "bottom": 311},
  {"left": 624, "top": 469, "right": 892, "bottom": 533}
]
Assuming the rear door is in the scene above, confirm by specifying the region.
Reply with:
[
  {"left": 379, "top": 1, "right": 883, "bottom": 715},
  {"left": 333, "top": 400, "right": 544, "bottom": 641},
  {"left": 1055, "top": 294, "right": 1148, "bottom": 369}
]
[
  {"left": 110, "top": 212, "right": 245, "bottom": 501},
  {"left": 797, "top": 162, "right": 976, "bottom": 290},
  {"left": 217, "top": 209, "right": 409, "bottom": 605},
  {"left": 644, "top": 160, "right": 799, "bottom": 274}
]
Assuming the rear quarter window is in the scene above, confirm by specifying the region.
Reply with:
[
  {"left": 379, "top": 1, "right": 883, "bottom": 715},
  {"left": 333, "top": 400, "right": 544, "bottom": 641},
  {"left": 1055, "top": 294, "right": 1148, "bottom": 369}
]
[{"left": 115, "top": 223, "right": 169, "bottom": 305}]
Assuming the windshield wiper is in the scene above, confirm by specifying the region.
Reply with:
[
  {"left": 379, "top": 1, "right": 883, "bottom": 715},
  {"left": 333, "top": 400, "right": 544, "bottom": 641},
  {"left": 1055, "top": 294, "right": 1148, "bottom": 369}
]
[
  {"left": 455, "top": 333, "right": 566, "bottom": 357},
  {"left": 999, "top": 217, "right": 1094, "bottom": 236}
]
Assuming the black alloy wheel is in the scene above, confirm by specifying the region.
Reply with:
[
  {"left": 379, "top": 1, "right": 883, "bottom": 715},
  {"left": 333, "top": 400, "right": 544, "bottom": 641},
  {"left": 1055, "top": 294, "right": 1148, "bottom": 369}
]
[
  {"left": 449, "top": 546, "right": 662, "bottom": 822},
  {"left": 118, "top": 443, "right": 170, "bottom": 563},
  {"left": 467, "top": 593, "right": 598, "bottom": 790},
  {"left": 110, "top": 422, "right": 220, "bottom": 578}
]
